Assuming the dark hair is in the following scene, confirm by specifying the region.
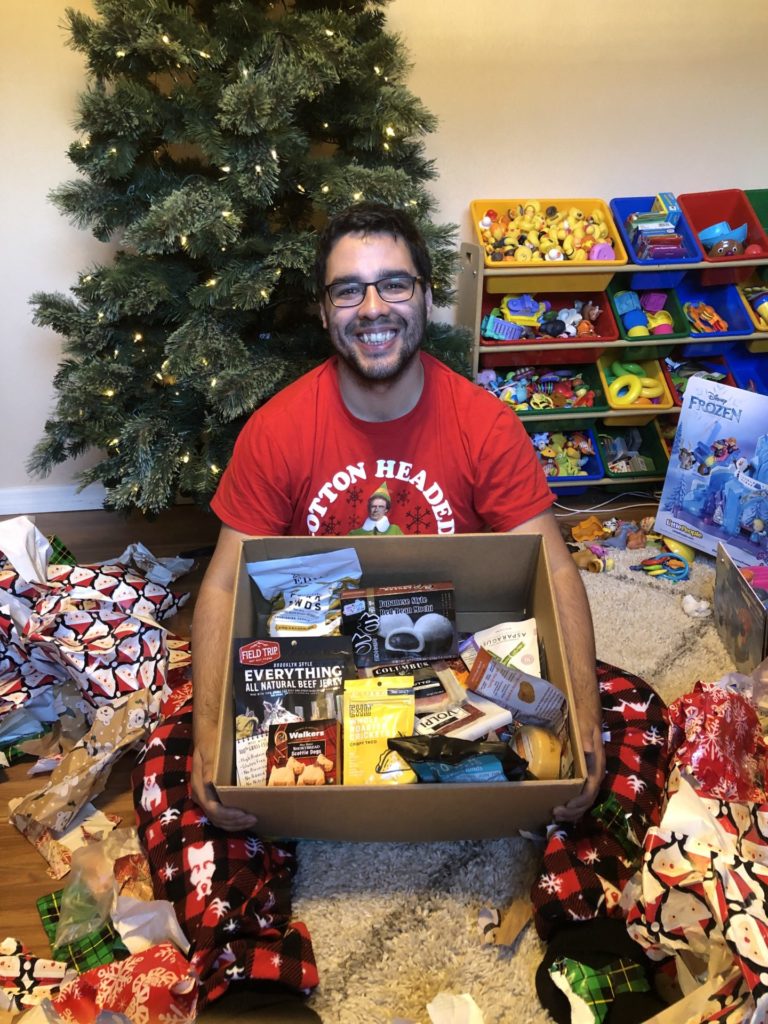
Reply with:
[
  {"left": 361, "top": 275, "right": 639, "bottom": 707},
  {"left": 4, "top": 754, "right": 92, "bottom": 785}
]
[{"left": 314, "top": 202, "right": 433, "bottom": 296}]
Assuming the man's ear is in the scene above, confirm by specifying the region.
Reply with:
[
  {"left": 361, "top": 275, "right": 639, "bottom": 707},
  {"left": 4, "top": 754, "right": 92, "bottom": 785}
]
[
  {"left": 319, "top": 300, "right": 328, "bottom": 329},
  {"left": 424, "top": 284, "right": 433, "bottom": 321}
]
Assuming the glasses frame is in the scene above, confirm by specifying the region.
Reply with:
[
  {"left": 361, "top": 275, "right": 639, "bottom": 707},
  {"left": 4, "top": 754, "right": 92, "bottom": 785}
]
[{"left": 324, "top": 274, "right": 424, "bottom": 308}]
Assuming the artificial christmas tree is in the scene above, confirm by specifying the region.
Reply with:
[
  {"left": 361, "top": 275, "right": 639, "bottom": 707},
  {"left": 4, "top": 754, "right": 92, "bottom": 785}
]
[{"left": 31, "top": 0, "right": 468, "bottom": 515}]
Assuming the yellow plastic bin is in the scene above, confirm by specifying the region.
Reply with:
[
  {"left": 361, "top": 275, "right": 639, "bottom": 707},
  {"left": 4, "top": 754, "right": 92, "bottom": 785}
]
[
  {"left": 471, "top": 198, "right": 628, "bottom": 291},
  {"left": 597, "top": 354, "right": 675, "bottom": 426}
]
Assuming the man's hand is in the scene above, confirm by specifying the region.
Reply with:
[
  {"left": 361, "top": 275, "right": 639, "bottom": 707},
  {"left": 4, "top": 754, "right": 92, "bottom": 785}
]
[
  {"left": 191, "top": 723, "right": 259, "bottom": 832},
  {"left": 552, "top": 716, "right": 606, "bottom": 823}
]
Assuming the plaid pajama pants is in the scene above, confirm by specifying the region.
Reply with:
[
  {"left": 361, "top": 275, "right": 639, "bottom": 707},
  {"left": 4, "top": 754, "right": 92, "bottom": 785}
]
[
  {"left": 531, "top": 661, "right": 670, "bottom": 939},
  {"left": 131, "top": 699, "right": 318, "bottom": 1008}
]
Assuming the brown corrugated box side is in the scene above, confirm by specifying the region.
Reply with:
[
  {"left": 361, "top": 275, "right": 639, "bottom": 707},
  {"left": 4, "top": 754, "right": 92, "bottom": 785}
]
[
  {"left": 714, "top": 542, "right": 768, "bottom": 674},
  {"left": 213, "top": 534, "right": 585, "bottom": 841}
]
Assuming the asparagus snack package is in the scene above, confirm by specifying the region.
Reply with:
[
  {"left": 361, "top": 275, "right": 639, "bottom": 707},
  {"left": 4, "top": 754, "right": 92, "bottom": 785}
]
[
  {"left": 459, "top": 618, "right": 541, "bottom": 676},
  {"left": 342, "top": 677, "right": 417, "bottom": 785},
  {"left": 246, "top": 547, "right": 362, "bottom": 636}
]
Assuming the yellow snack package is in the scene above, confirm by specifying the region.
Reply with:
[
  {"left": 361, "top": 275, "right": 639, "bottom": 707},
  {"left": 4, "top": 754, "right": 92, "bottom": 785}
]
[{"left": 342, "top": 677, "right": 417, "bottom": 785}]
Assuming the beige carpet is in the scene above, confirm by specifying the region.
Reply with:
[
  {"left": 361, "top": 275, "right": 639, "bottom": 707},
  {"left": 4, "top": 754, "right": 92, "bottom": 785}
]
[{"left": 292, "top": 546, "right": 736, "bottom": 1024}]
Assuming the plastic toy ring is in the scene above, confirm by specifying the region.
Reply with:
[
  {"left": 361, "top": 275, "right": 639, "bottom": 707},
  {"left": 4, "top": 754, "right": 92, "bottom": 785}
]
[
  {"left": 639, "top": 377, "right": 664, "bottom": 399},
  {"left": 611, "top": 360, "right": 645, "bottom": 377},
  {"left": 608, "top": 373, "right": 642, "bottom": 405}
]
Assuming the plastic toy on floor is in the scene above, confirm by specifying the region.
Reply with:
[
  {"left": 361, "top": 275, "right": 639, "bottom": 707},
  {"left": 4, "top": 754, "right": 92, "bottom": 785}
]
[{"left": 630, "top": 553, "right": 690, "bottom": 582}]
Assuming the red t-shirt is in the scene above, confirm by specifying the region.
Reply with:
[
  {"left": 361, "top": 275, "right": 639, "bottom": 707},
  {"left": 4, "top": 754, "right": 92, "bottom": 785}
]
[{"left": 211, "top": 352, "right": 554, "bottom": 536}]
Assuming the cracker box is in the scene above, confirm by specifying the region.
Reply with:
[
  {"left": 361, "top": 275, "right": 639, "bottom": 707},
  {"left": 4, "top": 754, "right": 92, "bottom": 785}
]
[
  {"left": 653, "top": 376, "right": 768, "bottom": 566},
  {"left": 340, "top": 582, "right": 458, "bottom": 667},
  {"left": 214, "top": 535, "right": 585, "bottom": 841},
  {"left": 714, "top": 543, "right": 768, "bottom": 674}
]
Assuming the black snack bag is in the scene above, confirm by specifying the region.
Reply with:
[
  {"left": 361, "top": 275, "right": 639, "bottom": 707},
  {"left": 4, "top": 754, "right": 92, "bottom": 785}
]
[{"left": 387, "top": 735, "right": 529, "bottom": 784}]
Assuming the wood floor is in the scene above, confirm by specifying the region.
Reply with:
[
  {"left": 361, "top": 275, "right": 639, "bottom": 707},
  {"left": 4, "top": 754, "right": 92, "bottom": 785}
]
[{"left": 0, "top": 493, "right": 659, "bottom": 962}]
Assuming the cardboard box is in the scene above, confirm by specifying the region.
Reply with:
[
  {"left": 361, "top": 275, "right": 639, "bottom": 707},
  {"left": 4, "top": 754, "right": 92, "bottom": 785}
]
[
  {"left": 714, "top": 543, "right": 768, "bottom": 673},
  {"left": 653, "top": 376, "right": 768, "bottom": 567},
  {"left": 213, "top": 534, "right": 585, "bottom": 841}
]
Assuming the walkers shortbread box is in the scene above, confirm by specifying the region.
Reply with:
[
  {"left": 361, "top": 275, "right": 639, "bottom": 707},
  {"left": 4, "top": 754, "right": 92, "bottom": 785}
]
[{"left": 214, "top": 534, "right": 584, "bottom": 841}]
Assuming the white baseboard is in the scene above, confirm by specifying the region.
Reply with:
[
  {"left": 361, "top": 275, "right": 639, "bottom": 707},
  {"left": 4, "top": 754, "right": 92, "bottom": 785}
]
[{"left": 0, "top": 484, "right": 106, "bottom": 516}]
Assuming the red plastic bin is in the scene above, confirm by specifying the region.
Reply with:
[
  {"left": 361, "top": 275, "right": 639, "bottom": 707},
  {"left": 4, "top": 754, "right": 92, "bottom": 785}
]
[
  {"left": 478, "top": 290, "right": 619, "bottom": 368},
  {"left": 660, "top": 353, "right": 738, "bottom": 407},
  {"left": 677, "top": 188, "right": 768, "bottom": 285}
]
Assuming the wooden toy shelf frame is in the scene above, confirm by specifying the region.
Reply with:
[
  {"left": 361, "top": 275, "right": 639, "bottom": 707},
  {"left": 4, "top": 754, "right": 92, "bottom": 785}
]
[{"left": 455, "top": 241, "right": 768, "bottom": 489}]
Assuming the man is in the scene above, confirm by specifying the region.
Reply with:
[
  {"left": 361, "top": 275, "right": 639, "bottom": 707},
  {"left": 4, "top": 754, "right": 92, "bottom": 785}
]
[{"left": 191, "top": 202, "right": 604, "bottom": 831}]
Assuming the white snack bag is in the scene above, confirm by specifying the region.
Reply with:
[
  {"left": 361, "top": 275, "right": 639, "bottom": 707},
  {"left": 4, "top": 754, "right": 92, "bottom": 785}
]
[{"left": 247, "top": 548, "right": 362, "bottom": 636}]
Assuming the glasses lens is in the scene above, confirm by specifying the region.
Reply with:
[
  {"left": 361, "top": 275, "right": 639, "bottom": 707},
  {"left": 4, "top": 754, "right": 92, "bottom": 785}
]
[
  {"left": 376, "top": 276, "right": 415, "bottom": 301},
  {"left": 328, "top": 282, "right": 366, "bottom": 306},
  {"left": 327, "top": 276, "right": 417, "bottom": 306}
]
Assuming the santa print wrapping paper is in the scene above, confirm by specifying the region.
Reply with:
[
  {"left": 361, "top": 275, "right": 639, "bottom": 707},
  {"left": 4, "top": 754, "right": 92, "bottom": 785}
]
[
  {"left": 0, "top": 937, "right": 67, "bottom": 1012},
  {"left": 48, "top": 943, "right": 198, "bottom": 1023},
  {"left": 0, "top": 535, "right": 193, "bottom": 866},
  {"left": 625, "top": 767, "right": 768, "bottom": 1024},
  {"left": 132, "top": 698, "right": 319, "bottom": 1007}
]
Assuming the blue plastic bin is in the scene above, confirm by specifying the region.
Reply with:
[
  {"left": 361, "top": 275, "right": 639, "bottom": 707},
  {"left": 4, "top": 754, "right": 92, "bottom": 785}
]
[
  {"left": 674, "top": 274, "right": 753, "bottom": 355},
  {"left": 724, "top": 343, "right": 768, "bottom": 393},
  {"left": 610, "top": 194, "right": 700, "bottom": 290},
  {"left": 527, "top": 424, "right": 604, "bottom": 492}
]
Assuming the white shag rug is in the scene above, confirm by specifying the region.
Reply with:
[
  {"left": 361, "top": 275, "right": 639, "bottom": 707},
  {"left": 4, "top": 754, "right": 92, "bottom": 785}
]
[{"left": 292, "top": 546, "right": 736, "bottom": 1024}]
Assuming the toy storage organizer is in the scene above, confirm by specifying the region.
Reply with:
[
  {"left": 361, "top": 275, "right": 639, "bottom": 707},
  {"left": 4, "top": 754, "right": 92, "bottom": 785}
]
[{"left": 457, "top": 192, "right": 768, "bottom": 491}]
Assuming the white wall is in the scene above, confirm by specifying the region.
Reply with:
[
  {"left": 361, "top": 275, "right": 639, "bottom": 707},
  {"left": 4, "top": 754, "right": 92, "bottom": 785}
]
[{"left": 3, "top": 0, "right": 767, "bottom": 513}]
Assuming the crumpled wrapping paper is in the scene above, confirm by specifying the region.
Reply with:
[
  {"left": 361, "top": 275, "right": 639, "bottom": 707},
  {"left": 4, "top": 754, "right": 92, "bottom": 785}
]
[
  {"left": 666, "top": 680, "right": 768, "bottom": 801},
  {"left": 19, "top": 943, "right": 198, "bottom": 1024},
  {"left": 624, "top": 766, "right": 768, "bottom": 1023},
  {"left": 0, "top": 515, "right": 192, "bottom": 871},
  {"left": 0, "top": 937, "right": 68, "bottom": 1013}
]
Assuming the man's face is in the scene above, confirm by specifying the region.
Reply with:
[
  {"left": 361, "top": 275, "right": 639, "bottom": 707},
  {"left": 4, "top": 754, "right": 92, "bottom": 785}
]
[
  {"left": 369, "top": 498, "right": 388, "bottom": 521},
  {"left": 320, "top": 232, "right": 432, "bottom": 383}
]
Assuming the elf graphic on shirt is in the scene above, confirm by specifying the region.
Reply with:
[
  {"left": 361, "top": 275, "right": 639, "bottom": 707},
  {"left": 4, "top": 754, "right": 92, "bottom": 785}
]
[{"left": 349, "top": 482, "right": 403, "bottom": 535}]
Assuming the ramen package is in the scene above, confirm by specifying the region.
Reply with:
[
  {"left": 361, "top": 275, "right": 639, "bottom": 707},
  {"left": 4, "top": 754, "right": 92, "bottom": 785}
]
[
  {"left": 266, "top": 719, "right": 339, "bottom": 786},
  {"left": 340, "top": 582, "right": 457, "bottom": 668},
  {"left": 232, "top": 635, "right": 354, "bottom": 785},
  {"left": 342, "top": 677, "right": 416, "bottom": 785},
  {"left": 247, "top": 547, "right": 362, "bottom": 636}
]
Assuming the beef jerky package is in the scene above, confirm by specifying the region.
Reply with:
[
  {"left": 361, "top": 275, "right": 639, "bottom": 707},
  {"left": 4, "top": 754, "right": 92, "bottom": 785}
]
[
  {"left": 340, "top": 582, "right": 457, "bottom": 668},
  {"left": 387, "top": 735, "right": 529, "bottom": 784},
  {"left": 232, "top": 635, "right": 354, "bottom": 786}
]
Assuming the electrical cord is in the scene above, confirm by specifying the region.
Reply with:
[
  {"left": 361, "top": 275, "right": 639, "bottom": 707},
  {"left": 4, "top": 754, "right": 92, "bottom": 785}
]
[{"left": 552, "top": 490, "right": 663, "bottom": 518}]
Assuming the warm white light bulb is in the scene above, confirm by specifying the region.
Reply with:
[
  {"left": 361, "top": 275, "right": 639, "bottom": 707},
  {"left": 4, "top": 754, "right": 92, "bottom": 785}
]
[
  {"left": 133, "top": 332, "right": 143, "bottom": 342},
  {"left": 161, "top": 33, "right": 170, "bottom": 43},
  {"left": 116, "top": 49, "right": 126, "bottom": 58},
  {"left": 210, "top": 377, "right": 218, "bottom": 388},
  {"left": 206, "top": 278, "right": 217, "bottom": 287},
  {"left": 104, "top": 389, "right": 115, "bottom": 398},
  {"left": 221, "top": 164, "right": 231, "bottom": 173},
  {"left": 321, "top": 184, "right": 330, "bottom": 193}
]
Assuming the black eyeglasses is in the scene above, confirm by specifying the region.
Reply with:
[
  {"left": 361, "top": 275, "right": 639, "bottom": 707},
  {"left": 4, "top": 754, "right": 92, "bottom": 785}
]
[{"left": 324, "top": 274, "right": 424, "bottom": 308}]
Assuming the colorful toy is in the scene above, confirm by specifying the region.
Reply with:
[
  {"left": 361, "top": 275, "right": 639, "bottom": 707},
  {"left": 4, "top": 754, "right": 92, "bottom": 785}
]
[
  {"left": 605, "top": 359, "right": 664, "bottom": 406},
  {"left": 528, "top": 429, "right": 597, "bottom": 478},
  {"left": 698, "top": 220, "right": 748, "bottom": 255},
  {"left": 683, "top": 301, "right": 728, "bottom": 333},
  {"left": 477, "top": 202, "right": 618, "bottom": 264},
  {"left": 630, "top": 553, "right": 690, "bottom": 582}
]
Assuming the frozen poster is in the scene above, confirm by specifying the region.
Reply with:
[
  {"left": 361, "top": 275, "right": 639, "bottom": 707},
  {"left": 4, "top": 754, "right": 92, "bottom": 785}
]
[{"left": 654, "top": 375, "right": 768, "bottom": 567}]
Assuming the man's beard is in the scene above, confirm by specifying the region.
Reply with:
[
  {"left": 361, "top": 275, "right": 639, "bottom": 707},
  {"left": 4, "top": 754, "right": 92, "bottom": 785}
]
[{"left": 329, "top": 303, "right": 426, "bottom": 385}]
